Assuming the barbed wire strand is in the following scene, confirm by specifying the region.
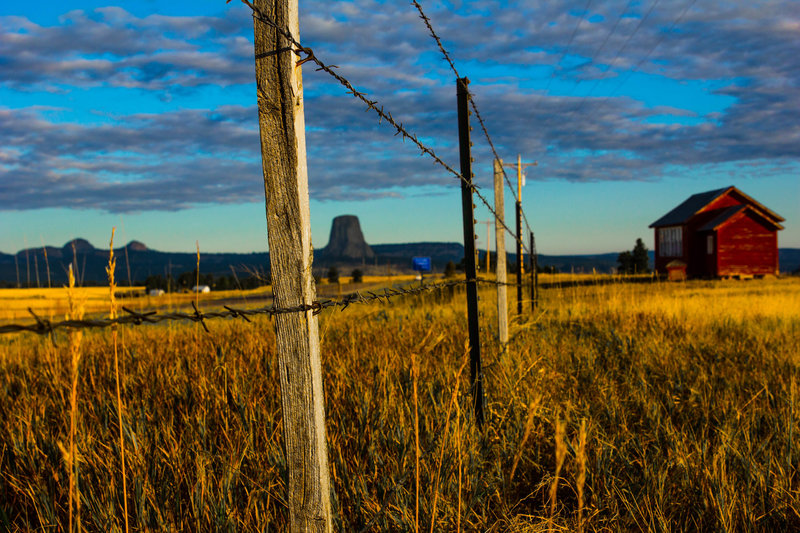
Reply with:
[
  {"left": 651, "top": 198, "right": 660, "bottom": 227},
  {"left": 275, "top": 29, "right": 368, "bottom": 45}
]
[
  {"left": 411, "top": 0, "right": 521, "bottom": 205},
  {"left": 239, "top": 0, "right": 530, "bottom": 255},
  {"left": 0, "top": 278, "right": 522, "bottom": 337}
]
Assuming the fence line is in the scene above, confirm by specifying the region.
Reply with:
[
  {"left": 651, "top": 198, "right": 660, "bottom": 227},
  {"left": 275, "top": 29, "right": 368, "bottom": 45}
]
[
  {"left": 1, "top": 3, "right": 543, "bottom": 340},
  {"left": 0, "top": 278, "right": 522, "bottom": 337},
  {"left": 239, "top": 0, "right": 532, "bottom": 256}
]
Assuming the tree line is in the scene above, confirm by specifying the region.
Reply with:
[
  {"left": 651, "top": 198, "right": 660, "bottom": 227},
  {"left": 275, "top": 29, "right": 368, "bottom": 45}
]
[{"left": 143, "top": 270, "right": 267, "bottom": 292}]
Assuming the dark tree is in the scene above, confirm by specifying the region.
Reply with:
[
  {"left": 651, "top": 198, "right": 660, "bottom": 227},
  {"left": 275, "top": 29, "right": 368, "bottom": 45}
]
[
  {"left": 618, "top": 238, "right": 650, "bottom": 274},
  {"left": 327, "top": 266, "right": 339, "bottom": 284},
  {"left": 177, "top": 270, "right": 195, "bottom": 289},
  {"left": 617, "top": 251, "right": 634, "bottom": 274},
  {"left": 444, "top": 261, "right": 456, "bottom": 278},
  {"left": 216, "top": 275, "right": 231, "bottom": 291},
  {"left": 144, "top": 274, "right": 166, "bottom": 292},
  {"left": 632, "top": 238, "right": 650, "bottom": 273},
  {"left": 538, "top": 264, "right": 559, "bottom": 274},
  {"left": 351, "top": 269, "right": 363, "bottom": 283}
]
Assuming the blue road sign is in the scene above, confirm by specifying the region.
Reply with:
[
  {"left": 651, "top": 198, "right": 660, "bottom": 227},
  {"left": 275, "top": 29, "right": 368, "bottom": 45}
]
[{"left": 412, "top": 256, "right": 432, "bottom": 272}]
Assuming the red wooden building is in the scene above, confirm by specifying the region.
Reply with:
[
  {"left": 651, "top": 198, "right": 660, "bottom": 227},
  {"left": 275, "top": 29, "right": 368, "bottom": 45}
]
[{"left": 649, "top": 186, "right": 784, "bottom": 278}]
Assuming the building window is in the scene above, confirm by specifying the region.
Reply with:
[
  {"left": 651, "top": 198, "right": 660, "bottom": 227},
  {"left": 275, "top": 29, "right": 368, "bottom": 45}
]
[
  {"left": 707, "top": 235, "right": 714, "bottom": 255},
  {"left": 659, "top": 226, "right": 682, "bottom": 257}
]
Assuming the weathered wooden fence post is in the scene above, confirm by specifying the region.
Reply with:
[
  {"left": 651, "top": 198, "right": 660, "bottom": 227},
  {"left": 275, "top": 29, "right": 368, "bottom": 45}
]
[
  {"left": 535, "top": 232, "right": 540, "bottom": 309},
  {"left": 530, "top": 231, "right": 536, "bottom": 311},
  {"left": 252, "top": 1, "right": 333, "bottom": 531},
  {"left": 457, "top": 77, "right": 485, "bottom": 428},
  {"left": 516, "top": 197, "right": 523, "bottom": 316},
  {"left": 493, "top": 158, "right": 508, "bottom": 345}
]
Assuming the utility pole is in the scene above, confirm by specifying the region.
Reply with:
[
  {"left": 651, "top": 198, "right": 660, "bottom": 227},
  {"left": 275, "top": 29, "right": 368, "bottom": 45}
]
[
  {"left": 253, "top": 1, "right": 333, "bottom": 531},
  {"left": 493, "top": 159, "right": 508, "bottom": 345},
  {"left": 34, "top": 254, "right": 40, "bottom": 288},
  {"left": 502, "top": 155, "right": 536, "bottom": 316},
  {"left": 530, "top": 232, "right": 537, "bottom": 311},
  {"left": 24, "top": 237, "right": 30, "bottom": 288},
  {"left": 477, "top": 220, "right": 492, "bottom": 273}
]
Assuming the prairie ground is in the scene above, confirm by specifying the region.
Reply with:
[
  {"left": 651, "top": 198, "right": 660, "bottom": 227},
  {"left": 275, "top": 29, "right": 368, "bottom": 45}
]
[{"left": 0, "top": 276, "right": 798, "bottom": 531}]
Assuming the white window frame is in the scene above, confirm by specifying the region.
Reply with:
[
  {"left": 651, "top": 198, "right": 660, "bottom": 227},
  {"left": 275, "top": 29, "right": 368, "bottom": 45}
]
[
  {"left": 707, "top": 234, "right": 714, "bottom": 255},
  {"left": 658, "top": 226, "right": 682, "bottom": 257}
]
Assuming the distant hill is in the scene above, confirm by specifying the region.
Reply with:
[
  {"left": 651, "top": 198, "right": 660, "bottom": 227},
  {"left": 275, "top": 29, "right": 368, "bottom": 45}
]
[
  {"left": 371, "top": 242, "right": 464, "bottom": 270},
  {"left": 1, "top": 240, "right": 797, "bottom": 286},
  {"left": 0, "top": 239, "right": 270, "bottom": 287},
  {"left": 0, "top": 238, "right": 466, "bottom": 286},
  {"left": 780, "top": 248, "right": 800, "bottom": 273}
]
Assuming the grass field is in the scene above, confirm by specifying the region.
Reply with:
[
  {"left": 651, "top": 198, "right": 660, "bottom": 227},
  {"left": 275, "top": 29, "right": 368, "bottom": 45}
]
[
  {"left": 0, "top": 276, "right": 798, "bottom": 531},
  {"left": 0, "top": 275, "right": 423, "bottom": 322}
]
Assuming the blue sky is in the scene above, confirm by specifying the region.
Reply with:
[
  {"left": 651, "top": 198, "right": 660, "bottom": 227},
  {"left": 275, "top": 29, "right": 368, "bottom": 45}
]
[{"left": 1, "top": 0, "right": 798, "bottom": 255}]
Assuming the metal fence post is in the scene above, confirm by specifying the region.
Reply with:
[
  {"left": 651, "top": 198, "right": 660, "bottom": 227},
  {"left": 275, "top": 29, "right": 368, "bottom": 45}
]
[{"left": 456, "top": 77, "right": 485, "bottom": 428}]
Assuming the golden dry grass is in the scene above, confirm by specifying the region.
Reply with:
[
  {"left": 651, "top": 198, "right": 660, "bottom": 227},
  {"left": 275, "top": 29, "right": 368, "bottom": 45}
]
[
  {"left": 0, "top": 275, "right": 798, "bottom": 531},
  {"left": 0, "top": 286, "right": 282, "bottom": 322}
]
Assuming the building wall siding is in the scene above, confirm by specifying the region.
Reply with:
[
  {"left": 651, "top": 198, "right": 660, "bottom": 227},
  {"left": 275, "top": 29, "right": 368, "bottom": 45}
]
[{"left": 717, "top": 214, "right": 778, "bottom": 276}]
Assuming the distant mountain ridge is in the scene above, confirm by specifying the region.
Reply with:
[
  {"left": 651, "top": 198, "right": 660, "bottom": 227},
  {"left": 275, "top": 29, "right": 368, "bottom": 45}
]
[{"left": 1, "top": 239, "right": 797, "bottom": 286}]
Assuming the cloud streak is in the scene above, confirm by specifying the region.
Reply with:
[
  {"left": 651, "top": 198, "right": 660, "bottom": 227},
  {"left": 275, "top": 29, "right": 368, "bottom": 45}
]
[{"left": 0, "top": 1, "right": 798, "bottom": 212}]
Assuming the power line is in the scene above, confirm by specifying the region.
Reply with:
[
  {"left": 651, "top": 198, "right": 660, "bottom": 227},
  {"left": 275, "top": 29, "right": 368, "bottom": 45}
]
[
  {"left": 529, "top": 0, "right": 594, "bottom": 119},
  {"left": 603, "top": 0, "right": 697, "bottom": 101},
  {"left": 566, "top": 0, "right": 635, "bottom": 98},
  {"left": 574, "top": 0, "right": 662, "bottom": 114}
]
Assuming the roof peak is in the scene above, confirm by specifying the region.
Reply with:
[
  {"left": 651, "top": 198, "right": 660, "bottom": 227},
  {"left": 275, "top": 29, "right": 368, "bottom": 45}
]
[{"left": 650, "top": 186, "right": 783, "bottom": 228}]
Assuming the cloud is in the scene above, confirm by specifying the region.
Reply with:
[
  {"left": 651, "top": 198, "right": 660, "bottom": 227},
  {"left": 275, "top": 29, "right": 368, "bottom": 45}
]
[
  {"left": 0, "top": 1, "right": 798, "bottom": 212},
  {"left": 0, "top": 7, "right": 252, "bottom": 90}
]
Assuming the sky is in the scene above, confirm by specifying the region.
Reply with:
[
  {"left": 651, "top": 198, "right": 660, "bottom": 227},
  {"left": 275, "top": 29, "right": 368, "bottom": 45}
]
[{"left": 1, "top": 0, "right": 798, "bottom": 256}]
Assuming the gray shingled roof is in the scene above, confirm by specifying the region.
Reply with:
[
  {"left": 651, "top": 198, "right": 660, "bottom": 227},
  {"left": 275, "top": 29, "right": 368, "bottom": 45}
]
[{"left": 648, "top": 187, "right": 732, "bottom": 228}]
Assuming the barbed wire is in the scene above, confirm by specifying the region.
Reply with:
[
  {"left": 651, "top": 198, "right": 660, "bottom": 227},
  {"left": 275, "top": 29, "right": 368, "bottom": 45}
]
[
  {"left": 0, "top": 278, "right": 521, "bottom": 337},
  {"left": 411, "top": 1, "right": 537, "bottom": 257},
  {"left": 411, "top": 0, "right": 521, "bottom": 206},
  {"left": 239, "top": 0, "right": 530, "bottom": 255}
]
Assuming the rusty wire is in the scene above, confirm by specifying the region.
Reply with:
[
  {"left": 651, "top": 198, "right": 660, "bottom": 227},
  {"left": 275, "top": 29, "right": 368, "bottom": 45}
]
[
  {"left": 239, "top": 0, "right": 531, "bottom": 255},
  {"left": 411, "top": 0, "right": 521, "bottom": 206},
  {"left": 0, "top": 278, "right": 521, "bottom": 337}
]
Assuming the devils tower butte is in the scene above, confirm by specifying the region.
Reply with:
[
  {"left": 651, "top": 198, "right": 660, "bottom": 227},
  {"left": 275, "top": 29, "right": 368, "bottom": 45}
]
[{"left": 320, "top": 215, "right": 375, "bottom": 261}]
